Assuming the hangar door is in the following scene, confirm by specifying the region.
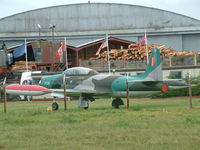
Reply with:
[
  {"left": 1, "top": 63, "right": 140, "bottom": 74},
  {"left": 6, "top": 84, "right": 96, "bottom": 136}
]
[{"left": 182, "top": 34, "right": 200, "bottom": 52}]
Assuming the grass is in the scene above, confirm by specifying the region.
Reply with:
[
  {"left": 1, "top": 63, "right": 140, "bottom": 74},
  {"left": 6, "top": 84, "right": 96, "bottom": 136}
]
[{"left": 1, "top": 97, "right": 200, "bottom": 150}]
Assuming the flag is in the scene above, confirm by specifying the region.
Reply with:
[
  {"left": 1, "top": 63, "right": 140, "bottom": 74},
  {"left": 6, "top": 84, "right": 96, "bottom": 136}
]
[
  {"left": 13, "top": 42, "right": 26, "bottom": 58},
  {"left": 56, "top": 41, "right": 66, "bottom": 57},
  {"left": 138, "top": 33, "right": 147, "bottom": 48},
  {"left": 138, "top": 31, "right": 149, "bottom": 64},
  {"left": 96, "top": 39, "right": 108, "bottom": 55}
]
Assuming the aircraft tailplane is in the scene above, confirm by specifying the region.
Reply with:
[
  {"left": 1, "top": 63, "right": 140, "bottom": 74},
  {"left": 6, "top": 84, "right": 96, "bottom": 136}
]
[{"left": 138, "top": 48, "right": 163, "bottom": 81}]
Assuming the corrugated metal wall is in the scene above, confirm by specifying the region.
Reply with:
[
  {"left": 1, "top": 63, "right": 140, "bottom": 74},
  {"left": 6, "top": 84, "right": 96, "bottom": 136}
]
[
  {"left": 147, "top": 35, "right": 182, "bottom": 51},
  {"left": 182, "top": 34, "right": 200, "bottom": 51}
]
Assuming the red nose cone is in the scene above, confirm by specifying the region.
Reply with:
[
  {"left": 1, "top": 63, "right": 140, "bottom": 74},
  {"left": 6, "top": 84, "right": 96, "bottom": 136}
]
[
  {"left": 161, "top": 84, "right": 168, "bottom": 93},
  {"left": 6, "top": 84, "right": 52, "bottom": 92}
]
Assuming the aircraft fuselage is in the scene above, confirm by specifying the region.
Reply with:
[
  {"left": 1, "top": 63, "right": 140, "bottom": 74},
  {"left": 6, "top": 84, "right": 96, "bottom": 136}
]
[{"left": 39, "top": 73, "right": 165, "bottom": 97}]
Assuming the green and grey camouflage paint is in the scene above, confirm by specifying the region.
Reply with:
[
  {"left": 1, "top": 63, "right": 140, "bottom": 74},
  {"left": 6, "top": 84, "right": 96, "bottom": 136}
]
[{"left": 39, "top": 48, "right": 165, "bottom": 98}]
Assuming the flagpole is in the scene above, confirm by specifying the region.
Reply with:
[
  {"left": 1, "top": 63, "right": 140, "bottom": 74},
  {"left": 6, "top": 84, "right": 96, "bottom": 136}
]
[
  {"left": 145, "top": 30, "right": 149, "bottom": 64},
  {"left": 65, "top": 37, "right": 68, "bottom": 69},
  {"left": 106, "top": 33, "right": 111, "bottom": 74},
  {"left": 25, "top": 39, "right": 28, "bottom": 72}
]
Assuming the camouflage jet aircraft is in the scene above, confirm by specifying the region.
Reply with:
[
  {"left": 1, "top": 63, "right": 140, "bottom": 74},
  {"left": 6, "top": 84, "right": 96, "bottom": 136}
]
[{"left": 38, "top": 48, "right": 169, "bottom": 108}]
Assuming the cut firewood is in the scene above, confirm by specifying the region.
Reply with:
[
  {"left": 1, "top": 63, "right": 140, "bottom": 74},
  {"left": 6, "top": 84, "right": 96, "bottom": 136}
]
[{"left": 94, "top": 43, "right": 200, "bottom": 60}]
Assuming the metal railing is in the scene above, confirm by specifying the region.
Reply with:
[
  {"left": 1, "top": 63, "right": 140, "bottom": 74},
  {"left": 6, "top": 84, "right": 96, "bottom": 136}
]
[{"left": 80, "top": 54, "right": 199, "bottom": 70}]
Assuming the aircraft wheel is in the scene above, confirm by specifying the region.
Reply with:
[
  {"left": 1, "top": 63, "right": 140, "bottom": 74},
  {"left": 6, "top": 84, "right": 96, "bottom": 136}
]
[
  {"left": 112, "top": 98, "right": 124, "bottom": 109},
  {"left": 22, "top": 79, "right": 32, "bottom": 85},
  {"left": 84, "top": 106, "right": 89, "bottom": 109},
  {"left": 24, "top": 96, "right": 32, "bottom": 101},
  {"left": 52, "top": 102, "right": 59, "bottom": 110},
  {"left": 84, "top": 102, "right": 89, "bottom": 109},
  {"left": 112, "top": 103, "right": 119, "bottom": 109}
]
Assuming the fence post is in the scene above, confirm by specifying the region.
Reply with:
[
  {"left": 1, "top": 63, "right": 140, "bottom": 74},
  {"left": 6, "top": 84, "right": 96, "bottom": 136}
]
[
  {"left": 188, "top": 73, "right": 193, "bottom": 109},
  {"left": 169, "top": 56, "right": 172, "bottom": 67},
  {"left": 4, "top": 86, "right": 7, "bottom": 113},
  {"left": 194, "top": 54, "right": 197, "bottom": 66},
  {"left": 126, "top": 76, "right": 130, "bottom": 109},
  {"left": 63, "top": 74, "right": 67, "bottom": 111}
]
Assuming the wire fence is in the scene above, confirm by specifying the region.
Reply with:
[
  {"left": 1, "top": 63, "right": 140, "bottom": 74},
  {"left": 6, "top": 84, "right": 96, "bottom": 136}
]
[{"left": 80, "top": 55, "right": 199, "bottom": 70}]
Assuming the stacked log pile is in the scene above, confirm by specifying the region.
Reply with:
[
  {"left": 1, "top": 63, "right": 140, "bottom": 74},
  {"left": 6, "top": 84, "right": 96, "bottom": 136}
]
[
  {"left": 92, "top": 43, "right": 199, "bottom": 61},
  {"left": 11, "top": 61, "right": 36, "bottom": 71}
]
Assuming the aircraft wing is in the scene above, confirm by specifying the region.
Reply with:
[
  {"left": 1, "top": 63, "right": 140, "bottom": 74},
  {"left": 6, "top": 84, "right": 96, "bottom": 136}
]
[
  {"left": 127, "top": 80, "right": 161, "bottom": 84},
  {"left": 51, "top": 88, "right": 96, "bottom": 93},
  {"left": 50, "top": 88, "right": 98, "bottom": 98}
]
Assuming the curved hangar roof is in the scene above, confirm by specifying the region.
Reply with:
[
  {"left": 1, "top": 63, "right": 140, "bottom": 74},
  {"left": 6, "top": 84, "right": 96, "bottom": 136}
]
[{"left": 0, "top": 3, "right": 200, "bottom": 36}]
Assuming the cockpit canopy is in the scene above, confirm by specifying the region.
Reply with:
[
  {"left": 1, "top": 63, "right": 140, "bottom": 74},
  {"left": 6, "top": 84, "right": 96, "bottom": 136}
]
[{"left": 63, "top": 67, "right": 99, "bottom": 76}]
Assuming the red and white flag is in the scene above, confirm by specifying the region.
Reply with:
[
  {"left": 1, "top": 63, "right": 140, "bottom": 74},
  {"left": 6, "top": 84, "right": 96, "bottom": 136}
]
[
  {"left": 138, "top": 33, "right": 147, "bottom": 47},
  {"left": 96, "top": 39, "right": 108, "bottom": 55},
  {"left": 56, "top": 41, "right": 66, "bottom": 57}
]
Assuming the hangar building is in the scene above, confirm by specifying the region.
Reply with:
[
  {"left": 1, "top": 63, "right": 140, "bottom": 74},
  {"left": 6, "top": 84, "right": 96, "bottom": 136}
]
[
  {"left": 1, "top": 3, "right": 200, "bottom": 79},
  {"left": 0, "top": 3, "right": 200, "bottom": 51}
]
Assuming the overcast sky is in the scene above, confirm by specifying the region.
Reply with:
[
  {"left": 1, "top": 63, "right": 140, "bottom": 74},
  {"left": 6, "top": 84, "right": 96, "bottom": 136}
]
[{"left": 0, "top": 0, "right": 200, "bottom": 20}]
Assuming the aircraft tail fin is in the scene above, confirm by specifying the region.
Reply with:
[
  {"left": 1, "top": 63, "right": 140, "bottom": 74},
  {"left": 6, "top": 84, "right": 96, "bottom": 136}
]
[{"left": 138, "top": 48, "right": 163, "bottom": 81}]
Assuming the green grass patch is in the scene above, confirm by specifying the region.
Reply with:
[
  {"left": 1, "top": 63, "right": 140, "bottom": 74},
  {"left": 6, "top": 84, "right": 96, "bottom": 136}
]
[{"left": 1, "top": 98, "right": 200, "bottom": 150}]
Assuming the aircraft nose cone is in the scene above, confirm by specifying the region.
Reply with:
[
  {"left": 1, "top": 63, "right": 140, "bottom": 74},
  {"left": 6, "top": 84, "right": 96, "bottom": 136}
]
[{"left": 5, "top": 84, "right": 52, "bottom": 96}]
